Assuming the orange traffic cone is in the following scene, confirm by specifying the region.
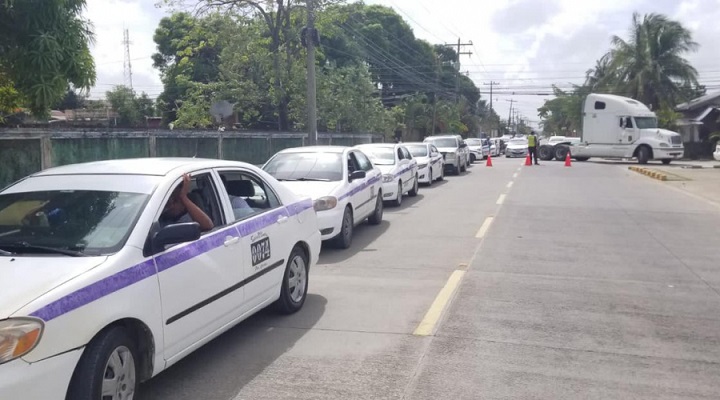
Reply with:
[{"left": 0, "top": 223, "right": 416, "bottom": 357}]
[
  {"left": 525, "top": 154, "right": 532, "bottom": 166},
  {"left": 564, "top": 152, "right": 572, "bottom": 167},
  {"left": 486, "top": 154, "right": 493, "bottom": 167}
]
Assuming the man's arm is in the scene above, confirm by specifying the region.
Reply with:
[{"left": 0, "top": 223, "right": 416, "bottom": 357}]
[{"left": 179, "top": 174, "right": 215, "bottom": 231}]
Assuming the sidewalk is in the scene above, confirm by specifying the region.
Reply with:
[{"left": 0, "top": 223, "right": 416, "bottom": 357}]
[{"left": 651, "top": 166, "right": 720, "bottom": 208}]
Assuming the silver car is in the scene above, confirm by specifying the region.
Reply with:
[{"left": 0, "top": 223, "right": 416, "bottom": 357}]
[{"left": 423, "top": 135, "right": 469, "bottom": 175}]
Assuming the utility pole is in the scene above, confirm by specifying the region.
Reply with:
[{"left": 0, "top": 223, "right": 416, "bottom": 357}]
[
  {"left": 431, "top": 57, "right": 441, "bottom": 135},
  {"left": 441, "top": 39, "right": 472, "bottom": 104},
  {"left": 506, "top": 99, "right": 515, "bottom": 134},
  {"left": 303, "top": 0, "right": 318, "bottom": 145},
  {"left": 122, "top": 29, "right": 133, "bottom": 89},
  {"left": 484, "top": 81, "right": 499, "bottom": 136}
]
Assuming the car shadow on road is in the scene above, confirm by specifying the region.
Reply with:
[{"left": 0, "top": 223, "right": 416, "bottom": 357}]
[
  {"left": 317, "top": 219, "right": 391, "bottom": 265},
  {"left": 138, "top": 294, "right": 328, "bottom": 400},
  {"left": 423, "top": 179, "right": 449, "bottom": 188}
]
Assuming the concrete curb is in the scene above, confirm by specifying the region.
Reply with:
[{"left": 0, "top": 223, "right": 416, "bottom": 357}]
[{"left": 628, "top": 166, "right": 668, "bottom": 181}]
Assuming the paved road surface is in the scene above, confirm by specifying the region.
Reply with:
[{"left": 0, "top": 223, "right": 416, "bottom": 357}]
[{"left": 140, "top": 157, "right": 720, "bottom": 399}]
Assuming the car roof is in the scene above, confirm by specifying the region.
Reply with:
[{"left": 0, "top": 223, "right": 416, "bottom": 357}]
[
  {"left": 425, "top": 135, "right": 458, "bottom": 139},
  {"left": 33, "top": 158, "right": 250, "bottom": 177},
  {"left": 276, "top": 146, "right": 349, "bottom": 154},
  {"left": 356, "top": 143, "right": 396, "bottom": 149}
]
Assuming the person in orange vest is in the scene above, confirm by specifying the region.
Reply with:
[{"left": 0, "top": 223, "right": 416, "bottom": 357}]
[{"left": 527, "top": 131, "right": 539, "bottom": 165}]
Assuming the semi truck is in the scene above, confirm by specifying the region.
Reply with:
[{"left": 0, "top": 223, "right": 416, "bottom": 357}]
[{"left": 540, "top": 93, "right": 684, "bottom": 164}]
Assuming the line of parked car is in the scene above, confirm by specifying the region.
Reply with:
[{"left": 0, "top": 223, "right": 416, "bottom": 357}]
[{"left": 261, "top": 134, "right": 481, "bottom": 249}]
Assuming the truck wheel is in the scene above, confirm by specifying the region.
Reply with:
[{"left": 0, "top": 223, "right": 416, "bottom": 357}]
[
  {"left": 574, "top": 157, "right": 590, "bottom": 162},
  {"left": 554, "top": 145, "right": 569, "bottom": 161},
  {"left": 538, "top": 145, "right": 554, "bottom": 161},
  {"left": 661, "top": 159, "right": 671, "bottom": 165},
  {"left": 636, "top": 146, "right": 651, "bottom": 165}
]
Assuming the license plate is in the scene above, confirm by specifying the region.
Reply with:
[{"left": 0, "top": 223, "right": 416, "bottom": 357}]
[{"left": 251, "top": 237, "right": 271, "bottom": 266}]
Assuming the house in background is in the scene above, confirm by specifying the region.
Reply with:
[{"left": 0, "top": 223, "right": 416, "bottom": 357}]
[{"left": 676, "top": 91, "right": 720, "bottom": 158}]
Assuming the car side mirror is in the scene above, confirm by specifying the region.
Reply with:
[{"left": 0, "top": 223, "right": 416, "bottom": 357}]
[
  {"left": 349, "top": 170, "right": 366, "bottom": 181},
  {"left": 150, "top": 222, "right": 201, "bottom": 255}
]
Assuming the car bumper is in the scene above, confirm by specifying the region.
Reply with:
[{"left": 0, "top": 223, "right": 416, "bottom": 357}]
[
  {"left": 382, "top": 180, "right": 399, "bottom": 201},
  {"left": 317, "top": 206, "right": 345, "bottom": 241},
  {"left": 0, "top": 348, "right": 83, "bottom": 400},
  {"left": 417, "top": 166, "right": 431, "bottom": 183},
  {"left": 506, "top": 150, "right": 527, "bottom": 158},
  {"left": 653, "top": 147, "right": 684, "bottom": 159}
]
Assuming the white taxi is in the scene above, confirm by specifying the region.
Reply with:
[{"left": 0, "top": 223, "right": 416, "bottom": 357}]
[
  {"left": 263, "top": 146, "right": 384, "bottom": 249},
  {"left": 403, "top": 142, "right": 445, "bottom": 185},
  {"left": 0, "top": 158, "right": 320, "bottom": 400},
  {"left": 355, "top": 143, "right": 419, "bottom": 207}
]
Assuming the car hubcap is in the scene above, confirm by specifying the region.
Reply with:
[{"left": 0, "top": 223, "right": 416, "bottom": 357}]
[
  {"left": 288, "top": 255, "right": 306, "bottom": 303},
  {"left": 102, "top": 346, "right": 135, "bottom": 400}
]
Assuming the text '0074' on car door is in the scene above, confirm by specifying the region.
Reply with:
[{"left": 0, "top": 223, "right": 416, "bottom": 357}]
[{"left": 251, "top": 231, "right": 272, "bottom": 269}]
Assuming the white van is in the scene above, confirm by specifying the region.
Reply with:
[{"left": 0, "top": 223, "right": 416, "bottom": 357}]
[{"left": 570, "top": 94, "right": 684, "bottom": 164}]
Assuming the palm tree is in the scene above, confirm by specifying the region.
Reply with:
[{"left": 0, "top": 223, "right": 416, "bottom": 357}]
[{"left": 600, "top": 12, "right": 699, "bottom": 109}]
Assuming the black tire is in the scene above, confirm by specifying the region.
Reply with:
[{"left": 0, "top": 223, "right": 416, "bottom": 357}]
[
  {"left": 409, "top": 175, "right": 419, "bottom": 196},
  {"left": 554, "top": 145, "right": 570, "bottom": 161},
  {"left": 460, "top": 161, "right": 467, "bottom": 173},
  {"left": 470, "top": 154, "right": 476, "bottom": 163},
  {"left": 661, "top": 159, "right": 671, "bottom": 165},
  {"left": 574, "top": 157, "right": 590, "bottom": 162},
  {"left": 368, "top": 192, "right": 383, "bottom": 225},
  {"left": 427, "top": 169, "right": 433, "bottom": 186},
  {"left": 332, "top": 207, "right": 353, "bottom": 249},
  {"left": 67, "top": 327, "right": 139, "bottom": 400},
  {"left": 636, "top": 146, "right": 651, "bottom": 165},
  {"left": 539, "top": 145, "right": 554, "bottom": 161},
  {"left": 391, "top": 182, "right": 403, "bottom": 207},
  {"left": 275, "top": 246, "right": 309, "bottom": 314}
]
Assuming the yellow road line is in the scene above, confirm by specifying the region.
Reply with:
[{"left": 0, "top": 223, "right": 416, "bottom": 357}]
[
  {"left": 475, "top": 216, "right": 494, "bottom": 239},
  {"left": 413, "top": 270, "right": 467, "bottom": 336},
  {"left": 497, "top": 194, "right": 506, "bottom": 205}
]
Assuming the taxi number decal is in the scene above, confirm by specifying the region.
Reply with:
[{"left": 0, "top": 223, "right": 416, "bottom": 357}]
[{"left": 251, "top": 237, "right": 271, "bottom": 266}]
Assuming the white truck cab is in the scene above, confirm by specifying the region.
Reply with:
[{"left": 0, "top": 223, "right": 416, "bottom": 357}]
[{"left": 571, "top": 94, "right": 684, "bottom": 164}]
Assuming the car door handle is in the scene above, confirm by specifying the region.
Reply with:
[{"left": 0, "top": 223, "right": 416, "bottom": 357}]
[
  {"left": 277, "top": 215, "right": 289, "bottom": 224},
  {"left": 224, "top": 236, "right": 240, "bottom": 247}
]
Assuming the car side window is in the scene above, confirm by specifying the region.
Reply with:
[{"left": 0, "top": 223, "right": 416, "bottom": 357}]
[
  {"left": 217, "top": 170, "right": 281, "bottom": 222},
  {"left": 354, "top": 151, "right": 374, "bottom": 172},
  {"left": 397, "top": 148, "right": 404, "bottom": 160},
  {"left": 157, "top": 173, "right": 224, "bottom": 232},
  {"left": 431, "top": 145, "right": 439, "bottom": 155},
  {"left": 402, "top": 147, "right": 412, "bottom": 160},
  {"left": 347, "top": 153, "right": 361, "bottom": 176}
]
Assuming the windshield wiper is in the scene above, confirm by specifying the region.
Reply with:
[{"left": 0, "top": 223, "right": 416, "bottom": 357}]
[
  {"left": 0, "top": 241, "right": 88, "bottom": 257},
  {"left": 278, "top": 177, "right": 330, "bottom": 182}
]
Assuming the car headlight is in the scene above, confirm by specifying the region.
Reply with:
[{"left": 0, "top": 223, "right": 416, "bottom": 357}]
[
  {"left": 382, "top": 174, "right": 394, "bottom": 183},
  {"left": 659, "top": 142, "right": 669, "bottom": 147},
  {"left": 0, "top": 318, "right": 44, "bottom": 365},
  {"left": 418, "top": 163, "right": 428, "bottom": 169},
  {"left": 313, "top": 196, "right": 338, "bottom": 212}
]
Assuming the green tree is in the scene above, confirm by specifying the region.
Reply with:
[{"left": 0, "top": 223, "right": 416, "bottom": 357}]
[
  {"left": 106, "top": 86, "right": 155, "bottom": 127},
  {"left": 0, "top": 0, "right": 96, "bottom": 117},
  {"left": 600, "top": 12, "right": 699, "bottom": 109}
]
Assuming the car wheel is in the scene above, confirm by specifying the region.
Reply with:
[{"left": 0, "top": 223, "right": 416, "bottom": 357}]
[
  {"left": 470, "top": 154, "right": 476, "bottom": 163},
  {"left": 409, "top": 175, "right": 419, "bottom": 196},
  {"left": 332, "top": 207, "right": 353, "bottom": 249},
  {"left": 438, "top": 166, "right": 445, "bottom": 181},
  {"left": 574, "top": 157, "right": 590, "bottom": 162},
  {"left": 275, "top": 246, "right": 309, "bottom": 314},
  {"left": 538, "top": 145, "right": 554, "bottom": 161},
  {"left": 661, "top": 159, "right": 671, "bottom": 165},
  {"left": 391, "top": 182, "right": 403, "bottom": 207},
  {"left": 427, "top": 169, "right": 433, "bottom": 186},
  {"left": 66, "top": 327, "right": 139, "bottom": 400},
  {"left": 368, "top": 192, "right": 383, "bottom": 225},
  {"left": 636, "top": 146, "right": 651, "bottom": 164}
]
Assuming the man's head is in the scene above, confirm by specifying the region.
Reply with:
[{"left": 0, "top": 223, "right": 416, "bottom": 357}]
[{"left": 164, "top": 185, "right": 186, "bottom": 217}]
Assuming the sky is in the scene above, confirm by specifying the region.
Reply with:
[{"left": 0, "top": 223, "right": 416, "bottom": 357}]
[{"left": 84, "top": 0, "right": 720, "bottom": 129}]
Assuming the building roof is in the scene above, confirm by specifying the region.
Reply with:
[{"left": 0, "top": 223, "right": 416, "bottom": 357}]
[{"left": 676, "top": 91, "right": 720, "bottom": 111}]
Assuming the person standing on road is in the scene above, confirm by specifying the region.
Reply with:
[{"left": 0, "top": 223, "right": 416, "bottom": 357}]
[{"left": 527, "top": 131, "right": 539, "bottom": 165}]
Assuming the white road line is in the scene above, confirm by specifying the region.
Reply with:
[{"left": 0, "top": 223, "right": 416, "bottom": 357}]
[
  {"left": 507, "top": 181, "right": 514, "bottom": 188},
  {"left": 475, "top": 216, "right": 494, "bottom": 239},
  {"left": 497, "top": 194, "right": 506, "bottom": 205},
  {"left": 513, "top": 173, "right": 518, "bottom": 178}
]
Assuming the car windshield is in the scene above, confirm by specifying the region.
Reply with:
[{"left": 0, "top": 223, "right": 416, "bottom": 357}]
[
  {"left": 360, "top": 147, "right": 396, "bottom": 165},
  {"left": 263, "top": 152, "right": 343, "bottom": 182},
  {"left": 635, "top": 117, "right": 658, "bottom": 129},
  {"left": 406, "top": 145, "right": 428, "bottom": 157},
  {"left": 427, "top": 138, "right": 457, "bottom": 148},
  {"left": 0, "top": 190, "right": 148, "bottom": 256},
  {"left": 465, "top": 139, "right": 482, "bottom": 146},
  {"left": 509, "top": 139, "right": 527, "bottom": 145}
]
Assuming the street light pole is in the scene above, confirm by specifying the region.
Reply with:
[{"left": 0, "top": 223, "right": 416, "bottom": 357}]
[{"left": 305, "top": 0, "right": 318, "bottom": 146}]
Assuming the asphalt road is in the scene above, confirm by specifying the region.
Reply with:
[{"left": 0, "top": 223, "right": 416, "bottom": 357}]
[{"left": 139, "top": 156, "right": 720, "bottom": 400}]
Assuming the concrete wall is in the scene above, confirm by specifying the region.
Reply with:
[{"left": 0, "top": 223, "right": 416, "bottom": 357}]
[{"left": 0, "top": 129, "right": 384, "bottom": 188}]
